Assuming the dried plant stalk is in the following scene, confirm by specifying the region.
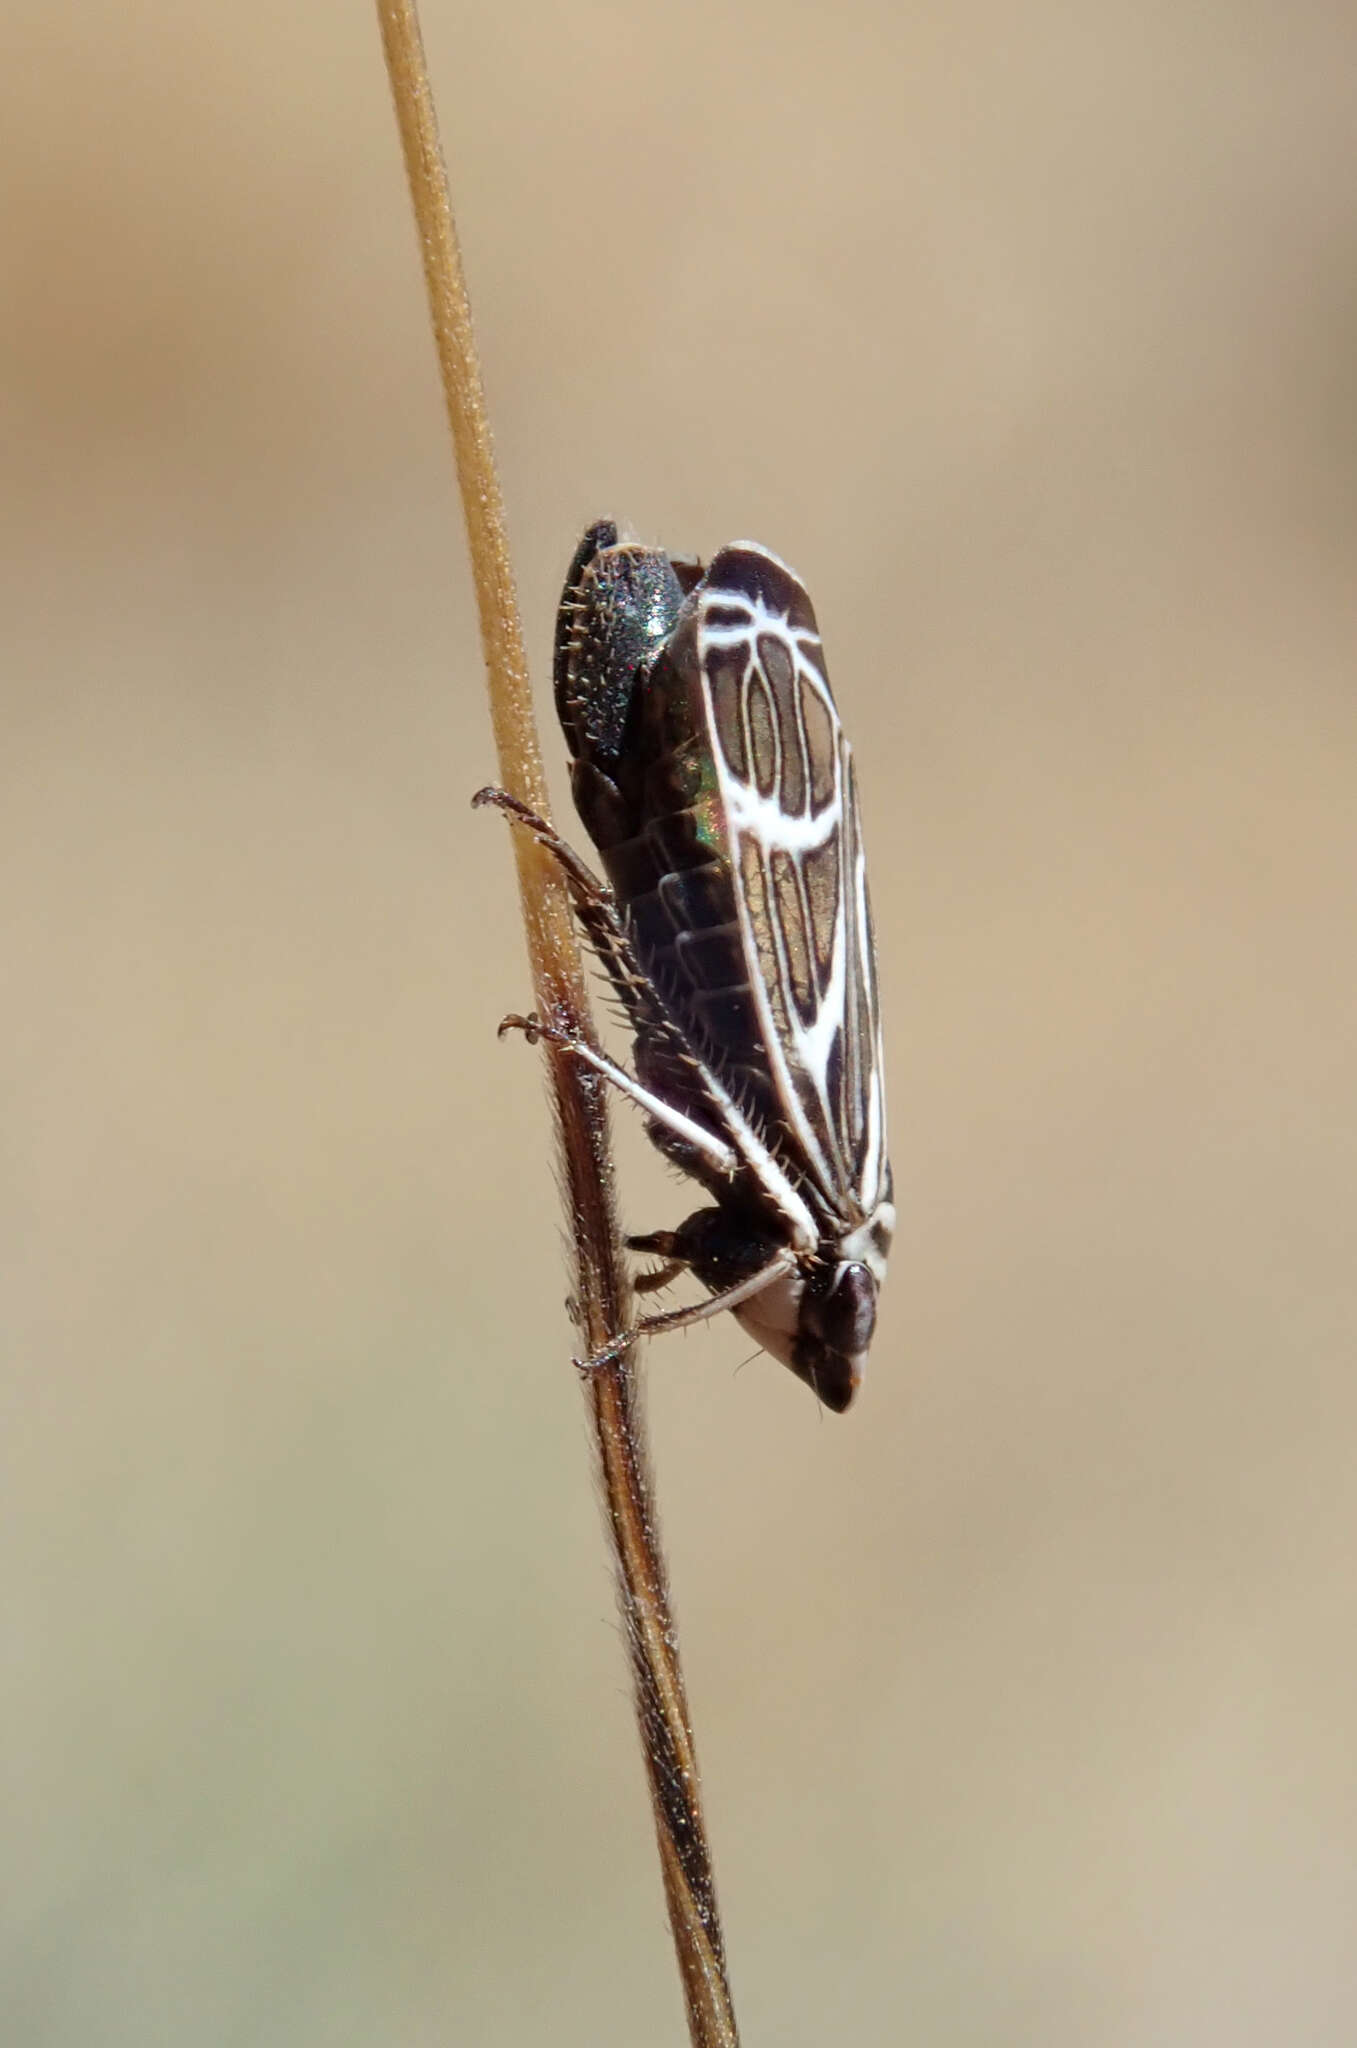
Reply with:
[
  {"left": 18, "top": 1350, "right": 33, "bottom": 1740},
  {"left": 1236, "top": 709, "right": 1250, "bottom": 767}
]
[{"left": 375, "top": 5, "right": 739, "bottom": 2041}]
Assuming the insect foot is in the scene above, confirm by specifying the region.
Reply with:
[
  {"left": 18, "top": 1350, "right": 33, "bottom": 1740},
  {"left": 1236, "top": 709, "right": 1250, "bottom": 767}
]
[
  {"left": 572, "top": 1330, "right": 636, "bottom": 1377},
  {"left": 471, "top": 785, "right": 551, "bottom": 839},
  {"left": 496, "top": 1010, "right": 543, "bottom": 1044},
  {"left": 497, "top": 1011, "right": 587, "bottom": 1061}
]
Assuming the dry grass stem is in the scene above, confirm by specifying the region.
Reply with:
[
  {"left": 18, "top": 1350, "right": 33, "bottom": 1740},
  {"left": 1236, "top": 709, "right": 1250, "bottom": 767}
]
[{"left": 375, "top": 4, "right": 739, "bottom": 2040}]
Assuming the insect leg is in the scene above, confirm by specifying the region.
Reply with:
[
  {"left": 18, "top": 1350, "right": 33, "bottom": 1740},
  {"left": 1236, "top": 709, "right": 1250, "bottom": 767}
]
[
  {"left": 473, "top": 786, "right": 697, "bottom": 1046},
  {"left": 627, "top": 1228, "right": 690, "bottom": 1298},
  {"left": 626, "top": 1229, "right": 680, "bottom": 1256},
  {"left": 573, "top": 1251, "right": 798, "bottom": 1375},
  {"left": 497, "top": 1012, "right": 738, "bottom": 1176},
  {"left": 473, "top": 787, "right": 660, "bottom": 1033},
  {"left": 476, "top": 790, "right": 813, "bottom": 1243},
  {"left": 471, "top": 786, "right": 611, "bottom": 904},
  {"left": 633, "top": 1259, "right": 688, "bottom": 1297}
]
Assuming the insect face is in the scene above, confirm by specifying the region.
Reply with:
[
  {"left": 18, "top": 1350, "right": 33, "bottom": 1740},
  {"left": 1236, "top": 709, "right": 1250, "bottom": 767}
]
[{"left": 734, "top": 1255, "right": 877, "bottom": 1415}]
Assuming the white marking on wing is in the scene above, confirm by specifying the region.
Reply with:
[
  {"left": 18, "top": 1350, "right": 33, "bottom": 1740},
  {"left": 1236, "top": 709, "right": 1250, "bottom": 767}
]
[{"left": 699, "top": 607, "right": 858, "bottom": 1219}]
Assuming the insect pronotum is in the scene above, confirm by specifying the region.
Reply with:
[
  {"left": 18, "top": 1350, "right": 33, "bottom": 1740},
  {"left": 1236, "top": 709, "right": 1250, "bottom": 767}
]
[{"left": 477, "top": 521, "right": 893, "bottom": 1410}]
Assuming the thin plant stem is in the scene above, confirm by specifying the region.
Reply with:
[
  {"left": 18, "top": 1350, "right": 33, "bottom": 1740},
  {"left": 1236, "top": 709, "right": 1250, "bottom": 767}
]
[{"left": 375, "top": 6, "right": 739, "bottom": 2042}]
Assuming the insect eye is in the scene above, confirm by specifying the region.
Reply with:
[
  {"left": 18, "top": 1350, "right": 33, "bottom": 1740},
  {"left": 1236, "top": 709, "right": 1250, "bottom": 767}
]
[
  {"left": 802, "top": 1260, "right": 876, "bottom": 1346},
  {"left": 834, "top": 1264, "right": 878, "bottom": 1353}
]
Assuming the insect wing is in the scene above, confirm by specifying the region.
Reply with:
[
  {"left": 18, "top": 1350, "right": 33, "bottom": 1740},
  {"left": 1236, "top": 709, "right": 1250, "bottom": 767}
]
[{"left": 675, "top": 544, "right": 888, "bottom": 1226}]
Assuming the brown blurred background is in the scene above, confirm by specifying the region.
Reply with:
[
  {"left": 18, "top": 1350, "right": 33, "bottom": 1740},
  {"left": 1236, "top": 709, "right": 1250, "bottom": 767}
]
[{"left": 4, "top": 3, "right": 1355, "bottom": 2042}]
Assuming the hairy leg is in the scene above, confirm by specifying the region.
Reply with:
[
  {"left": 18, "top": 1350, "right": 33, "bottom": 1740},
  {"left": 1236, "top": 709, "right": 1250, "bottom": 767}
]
[{"left": 572, "top": 1249, "right": 797, "bottom": 1375}]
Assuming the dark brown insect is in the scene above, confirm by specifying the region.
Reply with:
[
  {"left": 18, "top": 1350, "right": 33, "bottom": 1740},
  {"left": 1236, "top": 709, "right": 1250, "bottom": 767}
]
[{"left": 478, "top": 521, "right": 891, "bottom": 1409}]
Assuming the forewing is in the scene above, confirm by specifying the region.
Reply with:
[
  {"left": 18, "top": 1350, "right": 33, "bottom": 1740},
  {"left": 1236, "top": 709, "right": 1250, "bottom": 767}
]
[{"left": 689, "top": 544, "right": 888, "bottom": 1224}]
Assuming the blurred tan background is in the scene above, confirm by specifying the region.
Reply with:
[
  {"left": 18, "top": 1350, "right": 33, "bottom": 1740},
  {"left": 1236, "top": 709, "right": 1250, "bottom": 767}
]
[{"left": 4, "top": 3, "right": 1355, "bottom": 2041}]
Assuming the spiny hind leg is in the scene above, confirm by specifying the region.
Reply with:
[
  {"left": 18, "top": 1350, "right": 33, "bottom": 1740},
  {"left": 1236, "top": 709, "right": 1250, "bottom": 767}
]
[
  {"left": 471, "top": 786, "right": 611, "bottom": 909},
  {"left": 496, "top": 1012, "right": 738, "bottom": 1177},
  {"left": 473, "top": 785, "right": 655, "bottom": 1024},
  {"left": 474, "top": 788, "right": 739, "bottom": 1142}
]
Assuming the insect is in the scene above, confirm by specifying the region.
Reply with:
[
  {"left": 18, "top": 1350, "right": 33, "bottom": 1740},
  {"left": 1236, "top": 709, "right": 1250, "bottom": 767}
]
[{"left": 476, "top": 521, "right": 892, "bottom": 1410}]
